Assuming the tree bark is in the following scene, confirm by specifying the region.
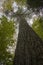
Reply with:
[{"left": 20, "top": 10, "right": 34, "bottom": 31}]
[{"left": 14, "top": 18, "right": 43, "bottom": 65}]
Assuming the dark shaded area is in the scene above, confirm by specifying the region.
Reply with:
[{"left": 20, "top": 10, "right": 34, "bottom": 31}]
[
  {"left": 14, "top": 18, "right": 43, "bottom": 65},
  {"left": 27, "top": 0, "right": 43, "bottom": 9}
]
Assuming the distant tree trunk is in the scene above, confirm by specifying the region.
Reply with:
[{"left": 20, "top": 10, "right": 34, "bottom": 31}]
[{"left": 14, "top": 18, "right": 43, "bottom": 65}]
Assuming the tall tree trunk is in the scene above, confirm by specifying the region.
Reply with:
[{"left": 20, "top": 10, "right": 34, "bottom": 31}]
[{"left": 14, "top": 18, "right": 43, "bottom": 65}]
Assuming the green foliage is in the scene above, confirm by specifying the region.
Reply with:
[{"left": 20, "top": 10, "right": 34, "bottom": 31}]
[
  {"left": 3, "top": 0, "right": 14, "bottom": 12},
  {"left": 0, "top": 16, "right": 15, "bottom": 65},
  {"left": 15, "top": 0, "right": 26, "bottom": 5},
  {"left": 32, "top": 17, "right": 43, "bottom": 40}
]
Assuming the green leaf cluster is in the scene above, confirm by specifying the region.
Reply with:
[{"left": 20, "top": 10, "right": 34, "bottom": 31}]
[
  {"left": 0, "top": 16, "right": 15, "bottom": 65},
  {"left": 15, "top": 0, "right": 26, "bottom": 5},
  {"left": 3, "top": 0, "right": 14, "bottom": 12},
  {"left": 32, "top": 17, "right": 43, "bottom": 40}
]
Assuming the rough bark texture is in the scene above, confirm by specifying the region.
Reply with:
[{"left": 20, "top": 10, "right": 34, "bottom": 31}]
[{"left": 14, "top": 18, "right": 43, "bottom": 65}]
